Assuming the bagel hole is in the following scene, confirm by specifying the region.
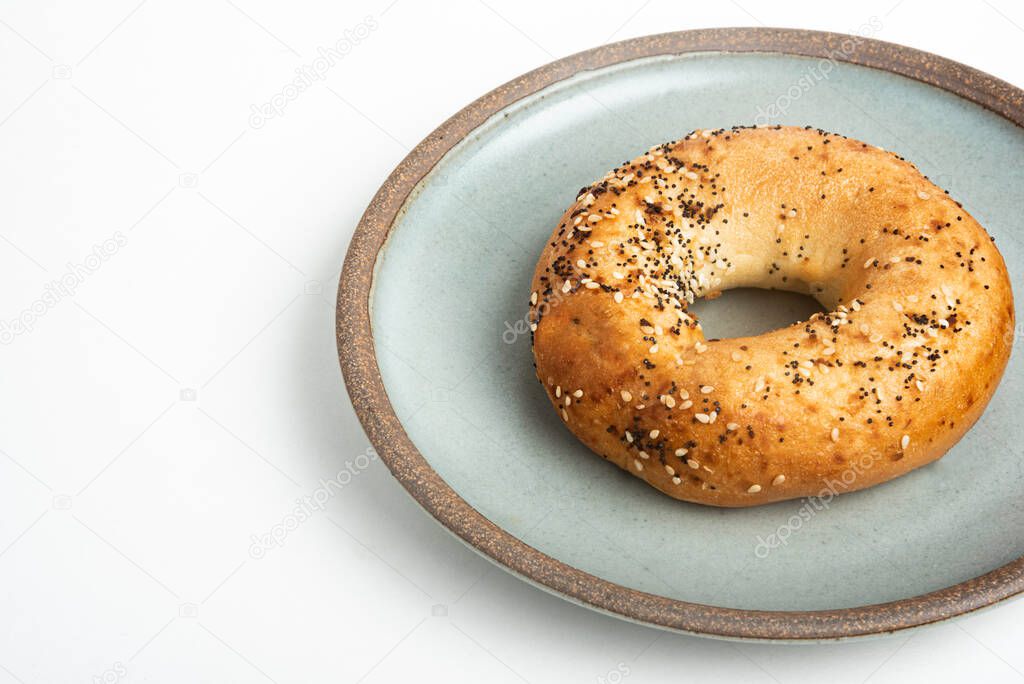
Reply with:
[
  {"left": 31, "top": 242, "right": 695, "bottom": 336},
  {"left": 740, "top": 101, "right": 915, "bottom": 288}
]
[{"left": 688, "top": 288, "right": 826, "bottom": 339}]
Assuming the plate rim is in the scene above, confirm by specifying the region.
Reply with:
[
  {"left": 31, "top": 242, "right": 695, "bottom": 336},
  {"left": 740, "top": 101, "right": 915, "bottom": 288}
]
[{"left": 336, "top": 27, "right": 1024, "bottom": 640}]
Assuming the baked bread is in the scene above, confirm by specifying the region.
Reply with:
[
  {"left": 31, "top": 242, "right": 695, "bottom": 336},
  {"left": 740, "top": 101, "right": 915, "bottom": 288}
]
[{"left": 529, "top": 125, "right": 1013, "bottom": 507}]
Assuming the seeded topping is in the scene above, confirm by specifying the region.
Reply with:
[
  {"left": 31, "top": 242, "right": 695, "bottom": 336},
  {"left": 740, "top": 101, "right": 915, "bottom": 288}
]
[{"left": 530, "top": 125, "right": 1008, "bottom": 504}]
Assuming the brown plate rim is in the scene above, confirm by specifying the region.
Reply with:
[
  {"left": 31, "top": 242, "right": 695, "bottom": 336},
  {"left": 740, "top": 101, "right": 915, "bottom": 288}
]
[{"left": 336, "top": 27, "right": 1024, "bottom": 640}]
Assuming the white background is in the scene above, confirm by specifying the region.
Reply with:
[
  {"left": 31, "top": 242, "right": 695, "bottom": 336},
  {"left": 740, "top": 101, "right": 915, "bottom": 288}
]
[{"left": 2, "top": 0, "right": 1023, "bottom": 681}]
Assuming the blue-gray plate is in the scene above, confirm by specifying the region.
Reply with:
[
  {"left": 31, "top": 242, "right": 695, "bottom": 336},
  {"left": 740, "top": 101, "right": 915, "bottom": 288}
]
[{"left": 338, "top": 29, "right": 1024, "bottom": 640}]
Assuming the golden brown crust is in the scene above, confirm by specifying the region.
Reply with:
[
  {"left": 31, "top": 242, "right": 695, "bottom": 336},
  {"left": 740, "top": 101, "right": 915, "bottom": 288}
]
[{"left": 530, "top": 126, "right": 1014, "bottom": 507}]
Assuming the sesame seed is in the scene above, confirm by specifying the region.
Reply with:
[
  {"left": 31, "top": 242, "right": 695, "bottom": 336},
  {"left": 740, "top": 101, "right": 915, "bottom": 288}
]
[
  {"left": 726, "top": 422, "right": 739, "bottom": 431},
  {"left": 671, "top": 476, "right": 682, "bottom": 485},
  {"left": 576, "top": 259, "right": 587, "bottom": 269},
  {"left": 621, "top": 390, "right": 632, "bottom": 402},
  {"left": 634, "top": 459, "right": 643, "bottom": 471},
  {"left": 701, "top": 385, "right": 714, "bottom": 394},
  {"left": 917, "top": 190, "right": 930, "bottom": 200},
  {"left": 664, "top": 464, "right": 675, "bottom": 476},
  {"left": 662, "top": 394, "right": 676, "bottom": 408},
  {"left": 747, "top": 484, "right": 762, "bottom": 494},
  {"left": 675, "top": 448, "right": 688, "bottom": 457},
  {"left": 561, "top": 409, "right": 568, "bottom": 421},
  {"left": 573, "top": 389, "right": 583, "bottom": 398},
  {"left": 530, "top": 292, "right": 537, "bottom": 305},
  {"left": 772, "top": 474, "right": 786, "bottom": 486},
  {"left": 695, "top": 413, "right": 711, "bottom": 423},
  {"left": 614, "top": 292, "right": 624, "bottom": 303},
  {"left": 685, "top": 171, "right": 698, "bottom": 180},
  {"left": 687, "top": 458, "right": 700, "bottom": 469},
  {"left": 892, "top": 301, "right": 903, "bottom": 312},
  {"left": 901, "top": 434, "right": 910, "bottom": 449},
  {"left": 638, "top": 451, "right": 649, "bottom": 460},
  {"left": 625, "top": 431, "right": 634, "bottom": 443},
  {"left": 612, "top": 271, "right": 625, "bottom": 279},
  {"left": 823, "top": 346, "right": 836, "bottom": 355},
  {"left": 555, "top": 386, "right": 561, "bottom": 398},
  {"left": 695, "top": 342, "right": 708, "bottom": 353},
  {"left": 863, "top": 258, "right": 875, "bottom": 269},
  {"left": 831, "top": 427, "right": 840, "bottom": 442},
  {"left": 679, "top": 400, "right": 693, "bottom": 410},
  {"left": 649, "top": 429, "right": 660, "bottom": 439}
]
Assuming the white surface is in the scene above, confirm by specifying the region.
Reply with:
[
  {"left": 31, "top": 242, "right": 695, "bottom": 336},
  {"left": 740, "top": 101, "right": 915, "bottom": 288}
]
[{"left": 2, "top": 0, "right": 1023, "bottom": 681}]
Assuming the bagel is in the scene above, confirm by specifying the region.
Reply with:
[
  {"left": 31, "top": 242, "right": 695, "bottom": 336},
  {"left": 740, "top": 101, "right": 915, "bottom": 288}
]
[{"left": 529, "top": 125, "right": 1013, "bottom": 507}]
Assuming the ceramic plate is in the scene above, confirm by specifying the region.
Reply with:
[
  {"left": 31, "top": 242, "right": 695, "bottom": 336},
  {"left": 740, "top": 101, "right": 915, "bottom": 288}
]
[{"left": 337, "top": 29, "right": 1024, "bottom": 640}]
